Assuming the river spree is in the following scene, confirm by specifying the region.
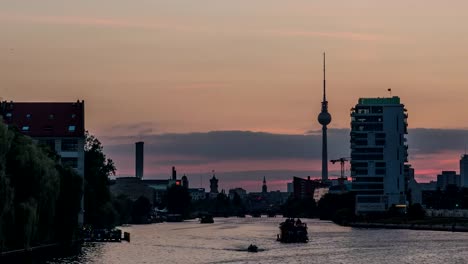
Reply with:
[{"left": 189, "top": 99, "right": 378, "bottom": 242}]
[{"left": 49, "top": 217, "right": 468, "bottom": 264}]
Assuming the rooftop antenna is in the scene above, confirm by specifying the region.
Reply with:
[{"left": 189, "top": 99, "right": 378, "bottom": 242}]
[{"left": 387, "top": 88, "right": 392, "bottom": 97}]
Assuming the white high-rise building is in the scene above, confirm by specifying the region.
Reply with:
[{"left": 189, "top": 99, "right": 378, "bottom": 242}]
[
  {"left": 350, "top": 97, "right": 408, "bottom": 213},
  {"left": 460, "top": 155, "right": 468, "bottom": 187}
]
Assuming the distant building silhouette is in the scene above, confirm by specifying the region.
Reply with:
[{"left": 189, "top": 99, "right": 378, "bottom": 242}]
[
  {"left": 172, "top": 166, "right": 177, "bottom": 180},
  {"left": 460, "top": 155, "right": 468, "bottom": 187},
  {"left": 437, "top": 171, "right": 460, "bottom": 190},
  {"left": 0, "top": 100, "right": 86, "bottom": 224},
  {"left": 262, "top": 176, "right": 268, "bottom": 193},
  {"left": 111, "top": 166, "right": 183, "bottom": 204},
  {"left": 135, "top": 141, "right": 144, "bottom": 179},
  {"left": 210, "top": 171, "right": 219, "bottom": 193},
  {"left": 350, "top": 96, "right": 408, "bottom": 213},
  {"left": 293, "top": 176, "right": 326, "bottom": 199},
  {"left": 181, "top": 174, "right": 188, "bottom": 188},
  {"left": 228, "top": 188, "right": 247, "bottom": 200},
  {"left": 405, "top": 164, "right": 422, "bottom": 204}
]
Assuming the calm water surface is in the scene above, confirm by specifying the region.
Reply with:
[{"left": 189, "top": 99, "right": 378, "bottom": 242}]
[{"left": 50, "top": 217, "right": 468, "bottom": 264}]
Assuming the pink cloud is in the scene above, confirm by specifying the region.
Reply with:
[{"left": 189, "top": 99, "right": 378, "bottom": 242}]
[
  {"left": 410, "top": 151, "right": 461, "bottom": 182},
  {"left": 264, "top": 29, "right": 391, "bottom": 42},
  {"left": 0, "top": 13, "right": 201, "bottom": 33},
  {"left": 112, "top": 153, "right": 322, "bottom": 177}
]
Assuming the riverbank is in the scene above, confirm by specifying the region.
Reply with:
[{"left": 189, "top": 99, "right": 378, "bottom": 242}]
[
  {"left": 346, "top": 216, "right": 468, "bottom": 232},
  {"left": 350, "top": 222, "right": 468, "bottom": 232},
  {"left": 0, "top": 241, "right": 82, "bottom": 263}
]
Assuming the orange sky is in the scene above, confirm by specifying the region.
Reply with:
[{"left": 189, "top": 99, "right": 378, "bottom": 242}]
[{"left": 1, "top": 1, "right": 468, "bottom": 188}]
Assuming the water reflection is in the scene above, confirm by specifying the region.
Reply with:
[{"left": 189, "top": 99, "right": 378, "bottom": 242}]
[{"left": 49, "top": 218, "right": 468, "bottom": 264}]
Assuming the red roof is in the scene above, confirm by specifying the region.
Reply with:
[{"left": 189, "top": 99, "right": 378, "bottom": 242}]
[{"left": 0, "top": 101, "right": 85, "bottom": 137}]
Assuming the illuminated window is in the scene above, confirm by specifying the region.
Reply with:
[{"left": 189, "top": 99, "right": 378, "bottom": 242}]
[
  {"left": 68, "top": 125, "right": 76, "bottom": 132},
  {"left": 5, "top": 113, "right": 12, "bottom": 118},
  {"left": 26, "top": 114, "right": 32, "bottom": 119},
  {"left": 71, "top": 114, "right": 76, "bottom": 119},
  {"left": 22, "top": 126, "right": 30, "bottom": 131}
]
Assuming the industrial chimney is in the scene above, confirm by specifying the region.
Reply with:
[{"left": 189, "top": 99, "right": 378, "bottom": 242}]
[{"left": 135, "top": 141, "right": 144, "bottom": 179}]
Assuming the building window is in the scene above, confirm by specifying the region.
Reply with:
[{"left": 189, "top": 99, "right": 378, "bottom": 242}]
[
  {"left": 61, "top": 139, "right": 78, "bottom": 152},
  {"left": 375, "top": 140, "right": 386, "bottom": 146},
  {"left": 5, "top": 113, "right": 12, "bottom": 118},
  {"left": 26, "top": 114, "right": 32, "bottom": 119},
  {"left": 71, "top": 114, "right": 76, "bottom": 119},
  {"left": 22, "top": 126, "right": 30, "bottom": 131},
  {"left": 49, "top": 114, "right": 55, "bottom": 120},
  {"left": 375, "top": 168, "right": 386, "bottom": 175},
  {"left": 44, "top": 126, "right": 53, "bottom": 131},
  {"left": 61, "top": 157, "right": 78, "bottom": 169},
  {"left": 357, "top": 196, "right": 381, "bottom": 203},
  {"left": 68, "top": 125, "right": 76, "bottom": 132}
]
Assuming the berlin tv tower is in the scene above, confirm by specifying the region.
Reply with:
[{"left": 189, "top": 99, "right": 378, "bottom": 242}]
[{"left": 317, "top": 53, "right": 332, "bottom": 183}]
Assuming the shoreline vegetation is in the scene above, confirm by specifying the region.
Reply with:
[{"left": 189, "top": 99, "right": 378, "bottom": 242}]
[
  {"left": 0, "top": 120, "right": 83, "bottom": 260},
  {"left": 0, "top": 119, "right": 117, "bottom": 262}
]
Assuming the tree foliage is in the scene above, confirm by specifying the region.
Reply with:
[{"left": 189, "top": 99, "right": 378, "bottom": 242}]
[
  {"left": 83, "top": 132, "right": 116, "bottom": 228},
  {"left": 0, "top": 120, "right": 82, "bottom": 250},
  {"left": 164, "top": 184, "right": 191, "bottom": 218},
  {"left": 282, "top": 196, "right": 317, "bottom": 218},
  {"left": 131, "top": 196, "right": 152, "bottom": 224},
  {"left": 317, "top": 192, "right": 356, "bottom": 221}
]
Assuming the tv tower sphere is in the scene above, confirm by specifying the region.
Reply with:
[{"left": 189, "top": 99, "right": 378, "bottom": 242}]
[{"left": 318, "top": 111, "right": 331, "bottom": 125}]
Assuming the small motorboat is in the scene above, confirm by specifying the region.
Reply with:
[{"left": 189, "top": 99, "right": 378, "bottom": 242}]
[
  {"left": 247, "top": 244, "right": 258, "bottom": 253},
  {"left": 200, "top": 214, "right": 214, "bottom": 224}
]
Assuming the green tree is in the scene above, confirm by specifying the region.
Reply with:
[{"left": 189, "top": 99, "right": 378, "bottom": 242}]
[
  {"left": 83, "top": 132, "right": 116, "bottom": 228},
  {"left": 317, "top": 192, "right": 356, "bottom": 221},
  {"left": 131, "top": 196, "right": 151, "bottom": 224},
  {"left": 165, "top": 184, "right": 191, "bottom": 218},
  {"left": 0, "top": 120, "right": 83, "bottom": 250},
  {"left": 407, "top": 203, "right": 426, "bottom": 220},
  {"left": 0, "top": 120, "right": 14, "bottom": 249},
  {"left": 113, "top": 194, "right": 133, "bottom": 225},
  {"left": 54, "top": 166, "right": 83, "bottom": 243},
  {"left": 5, "top": 127, "right": 60, "bottom": 248},
  {"left": 282, "top": 196, "right": 316, "bottom": 218}
]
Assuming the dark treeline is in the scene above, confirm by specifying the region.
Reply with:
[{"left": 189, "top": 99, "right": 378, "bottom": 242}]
[
  {"left": 0, "top": 121, "right": 82, "bottom": 251},
  {"left": 282, "top": 192, "right": 356, "bottom": 223},
  {"left": 190, "top": 191, "right": 246, "bottom": 217}
]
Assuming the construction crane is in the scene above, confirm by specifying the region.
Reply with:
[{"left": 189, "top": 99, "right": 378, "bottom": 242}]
[{"left": 330, "top": 157, "right": 349, "bottom": 180}]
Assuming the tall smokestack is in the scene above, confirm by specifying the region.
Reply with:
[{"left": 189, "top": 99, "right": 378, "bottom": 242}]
[
  {"left": 135, "top": 142, "right": 144, "bottom": 179},
  {"left": 172, "top": 166, "right": 177, "bottom": 180}
]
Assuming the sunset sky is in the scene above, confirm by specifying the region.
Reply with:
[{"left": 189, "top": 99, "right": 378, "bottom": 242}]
[{"left": 2, "top": 1, "right": 468, "bottom": 191}]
